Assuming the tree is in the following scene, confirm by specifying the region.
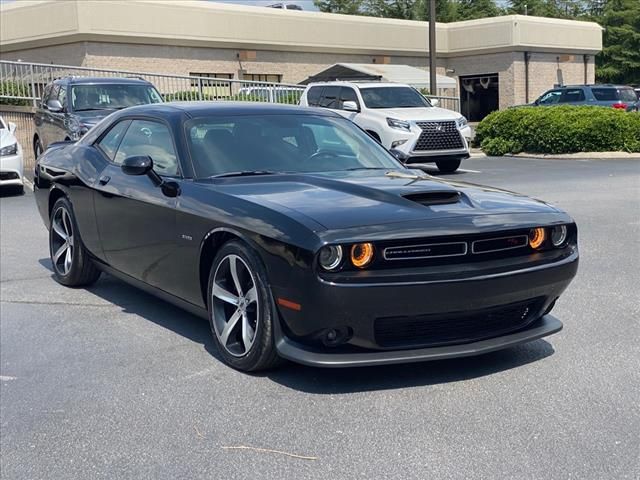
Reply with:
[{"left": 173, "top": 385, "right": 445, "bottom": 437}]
[
  {"left": 456, "top": 0, "right": 503, "bottom": 20},
  {"left": 314, "top": 0, "right": 365, "bottom": 15},
  {"left": 412, "top": 0, "right": 459, "bottom": 22},
  {"left": 594, "top": 0, "right": 640, "bottom": 84}
]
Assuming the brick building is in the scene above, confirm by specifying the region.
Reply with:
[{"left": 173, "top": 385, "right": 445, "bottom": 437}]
[{"left": 0, "top": 0, "right": 602, "bottom": 120}]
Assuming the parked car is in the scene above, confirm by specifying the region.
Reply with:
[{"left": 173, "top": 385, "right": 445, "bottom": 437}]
[
  {"left": 0, "top": 115, "right": 24, "bottom": 193},
  {"left": 299, "top": 82, "right": 471, "bottom": 173},
  {"left": 635, "top": 87, "right": 640, "bottom": 100},
  {"left": 34, "top": 102, "right": 578, "bottom": 372},
  {"left": 531, "top": 85, "right": 639, "bottom": 112},
  {"left": 33, "top": 76, "right": 163, "bottom": 158}
]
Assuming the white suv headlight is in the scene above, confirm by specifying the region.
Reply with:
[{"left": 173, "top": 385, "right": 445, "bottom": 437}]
[
  {"left": 456, "top": 116, "right": 468, "bottom": 128},
  {"left": 386, "top": 117, "right": 411, "bottom": 131}
]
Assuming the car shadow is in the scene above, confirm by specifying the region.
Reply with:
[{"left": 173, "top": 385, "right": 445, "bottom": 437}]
[
  {"left": 265, "top": 340, "right": 555, "bottom": 394},
  {"left": 38, "top": 257, "right": 222, "bottom": 362},
  {"left": 39, "top": 257, "right": 556, "bottom": 393}
]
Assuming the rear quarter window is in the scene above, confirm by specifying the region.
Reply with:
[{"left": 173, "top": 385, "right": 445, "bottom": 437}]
[
  {"left": 306, "top": 87, "right": 323, "bottom": 106},
  {"left": 592, "top": 88, "right": 619, "bottom": 101}
]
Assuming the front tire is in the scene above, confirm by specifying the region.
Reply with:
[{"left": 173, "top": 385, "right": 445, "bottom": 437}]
[
  {"left": 435, "top": 158, "right": 462, "bottom": 173},
  {"left": 207, "top": 240, "right": 281, "bottom": 371},
  {"left": 49, "top": 197, "right": 101, "bottom": 287},
  {"left": 34, "top": 136, "right": 43, "bottom": 159}
]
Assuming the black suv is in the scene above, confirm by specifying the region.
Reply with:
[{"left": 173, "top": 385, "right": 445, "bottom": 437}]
[{"left": 33, "top": 77, "right": 163, "bottom": 157}]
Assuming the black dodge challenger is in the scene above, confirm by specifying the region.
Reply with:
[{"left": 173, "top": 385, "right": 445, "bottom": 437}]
[{"left": 34, "top": 102, "right": 579, "bottom": 371}]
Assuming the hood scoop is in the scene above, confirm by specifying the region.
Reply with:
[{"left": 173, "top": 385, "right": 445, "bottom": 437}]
[{"left": 403, "top": 190, "right": 461, "bottom": 206}]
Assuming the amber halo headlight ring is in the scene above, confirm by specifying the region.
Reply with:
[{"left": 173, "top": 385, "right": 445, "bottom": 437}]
[
  {"left": 318, "top": 245, "right": 343, "bottom": 271},
  {"left": 550, "top": 225, "right": 568, "bottom": 247},
  {"left": 350, "top": 242, "right": 375, "bottom": 269},
  {"left": 528, "top": 227, "right": 546, "bottom": 250}
]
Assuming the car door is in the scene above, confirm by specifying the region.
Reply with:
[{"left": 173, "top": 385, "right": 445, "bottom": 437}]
[
  {"left": 536, "top": 89, "right": 562, "bottom": 106},
  {"left": 45, "top": 84, "right": 67, "bottom": 145},
  {"left": 92, "top": 118, "right": 182, "bottom": 290},
  {"left": 34, "top": 84, "right": 53, "bottom": 149},
  {"left": 558, "top": 88, "right": 586, "bottom": 105}
]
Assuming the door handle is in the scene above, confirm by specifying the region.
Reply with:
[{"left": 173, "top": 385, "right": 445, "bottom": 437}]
[{"left": 98, "top": 175, "right": 111, "bottom": 185}]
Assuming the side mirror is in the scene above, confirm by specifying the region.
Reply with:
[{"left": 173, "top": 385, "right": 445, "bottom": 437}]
[
  {"left": 7, "top": 122, "right": 17, "bottom": 134},
  {"left": 121, "top": 155, "right": 153, "bottom": 176},
  {"left": 342, "top": 100, "right": 359, "bottom": 112},
  {"left": 429, "top": 98, "right": 440, "bottom": 107},
  {"left": 47, "top": 99, "right": 63, "bottom": 112},
  {"left": 389, "top": 148, "right": 410, "bottom": 163}
]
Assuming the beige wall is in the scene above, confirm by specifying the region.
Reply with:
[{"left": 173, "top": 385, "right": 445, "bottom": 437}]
[{"left": 0, "top": 41, "right": 448, "bottom": 85}]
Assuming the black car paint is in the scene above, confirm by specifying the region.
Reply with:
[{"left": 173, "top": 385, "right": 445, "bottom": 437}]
[{"left": 34, "top": 102, "right": 578, "bottom": 367}]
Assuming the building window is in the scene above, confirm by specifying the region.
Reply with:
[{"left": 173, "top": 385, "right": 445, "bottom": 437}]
[
  {"left": 241, "top": 74, "right": 282, "bottom": 83},
  {"left": 189, "top": 73, "right": 233, "bottom": 87}
]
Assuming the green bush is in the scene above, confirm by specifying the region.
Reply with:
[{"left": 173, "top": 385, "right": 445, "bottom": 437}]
[
  {"left": 0, "top": 80, "right": 33, "bottom": 106},
  {"left": 475, "top": 106, "right": 640, "bottom": 155},
  {"left": 163, "top": 90, "right": 301, "bottom": 105}
]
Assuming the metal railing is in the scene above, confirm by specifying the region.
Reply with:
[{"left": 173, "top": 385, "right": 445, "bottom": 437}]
[
  {"left": 0, "top": 60, "right": 305, "bottom": 106},
  {"left": 1, "top": 60, "right": 459, "bottom": 112}
]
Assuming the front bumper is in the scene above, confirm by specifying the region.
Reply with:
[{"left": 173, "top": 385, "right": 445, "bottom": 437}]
[
  {"left": 276, "top": 315, "right": 562, "bottom": 367},
  {"left": 0, "top": 152, "right": 24, "bottom": 186},
  {"left": 391, "top": 127, "right": 470, "bottom": 161},
  {"left": 270, "top": 246, "right": 578, "bottom": 367}
]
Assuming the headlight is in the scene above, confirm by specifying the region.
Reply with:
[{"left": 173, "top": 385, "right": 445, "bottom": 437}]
[
  {"left": 0, "top": 143, "right": 18, "bottom": 156},
  {"left": 319, "top": 245, "right": 343, "bottom": 271},
  {"left": 386, "top": 118, "right": 411, "bottom": 131},
  {"left": 456, "top": 116, "right": 468, "bottom": 128},
  {"left": 550, "top": 225, "right": 568, "bottom": 247},
  {"left": 529, "top": 227, "right": 546, "bottom": 250},
  {"left": 65, "top": 116, "right": 82, "bottom": 133},
  {"left": 350, "top": 243, "right": 374, "bottom": 268}
]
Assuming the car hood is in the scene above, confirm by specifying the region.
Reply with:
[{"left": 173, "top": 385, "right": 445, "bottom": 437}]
[
  {"left": 212, "top": 170, "right": 559, "bottom": 231},
  {"left": 73, "top": 110, "right": 117, "bottom": 127},
  {"left": 372, "top": 107, "right": 462, "bottom": 122},
  {"left": 0, "top": 129, "right": 18, "bottom": 147}
]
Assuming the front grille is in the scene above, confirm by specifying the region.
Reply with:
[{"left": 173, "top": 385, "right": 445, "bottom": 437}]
[
  {"left": 414, "top": 121, "right": 464, "bottom": 151},
  {"left": 374, "top": 298, "right": 544, "bottom": 348},
  {"left": 384, "top": 242, "right": 467, "bottom": 261}
]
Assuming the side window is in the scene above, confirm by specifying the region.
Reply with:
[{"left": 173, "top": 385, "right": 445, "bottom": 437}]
[
  {"left": 57, "top": 86, "right": 67, "bottom": 110},
  {"left": 319, "top": 86, "right": 340, "bottom": 109},
  {"left": 114, "top": 120, "right": 179, "bottom": 177},
  {"left": 559, "top": 89, "right": 585, "bottom": 103},
  {"left": 41, "top": 84, "right": 53, "bottom": 107},
  {"left": 339, "top": 87, "right": 359, "bottom": 110},
  {"left": 96, "top": 120, "right": 131, "bottom": 162},
  {"left": 306, "top": 87, "right": 323, "bottom": 107},
  {"left": 538, "top": 90, "right": 561, "bottom": 105}
]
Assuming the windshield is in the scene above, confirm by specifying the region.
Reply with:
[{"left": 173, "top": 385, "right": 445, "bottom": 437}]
[
  {"left": 360, "top": 87, "right": 431, "bottom": 109},
  {"left": 186, "top": 114, "right": 402, "bottom": 178},
  {"left": 70, "top": 84, "right": 162, "bottom": 111}
]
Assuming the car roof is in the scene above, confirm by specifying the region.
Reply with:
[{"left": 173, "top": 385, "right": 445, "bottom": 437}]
[
  {"left": 306, "top": 81, "right": 412, "bottom": 89},
  {"left": 561, "top": 84, "right": 633, "bottom": 89},
  {"left": 55, "top": 76, "right": 153, "bottom": 85},
  {"left": 117, "top": 101, "right": 341, "bottom": 118}
]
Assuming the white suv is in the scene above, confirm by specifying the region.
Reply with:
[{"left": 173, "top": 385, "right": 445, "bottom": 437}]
[{"left": 299, "top": 82, "right": 471, "bottom": 173}]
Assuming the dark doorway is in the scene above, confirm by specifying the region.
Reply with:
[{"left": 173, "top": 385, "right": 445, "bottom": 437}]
[{"left": 460, "top": 74, "right": 499, "bottom": 122}]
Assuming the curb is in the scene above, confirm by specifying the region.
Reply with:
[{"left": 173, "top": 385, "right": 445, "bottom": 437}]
[{"left": 504, "top": 152, "right": 640, "bottom": 160}]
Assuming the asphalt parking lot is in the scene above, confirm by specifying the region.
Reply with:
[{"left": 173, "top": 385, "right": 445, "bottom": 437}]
[{"left": 1, "top": 156, "right": 639, "bottom": 480}]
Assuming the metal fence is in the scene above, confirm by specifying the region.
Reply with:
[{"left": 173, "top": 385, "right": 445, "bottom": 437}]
[
  {"left": 0, "top": 60, "right": 305, "bottom": 106},
  {"left": 0, "top": 60, "right": 459, "bottom": 111}
]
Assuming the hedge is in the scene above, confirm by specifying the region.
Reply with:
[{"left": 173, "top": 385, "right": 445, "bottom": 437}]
[
  {"left": 475, "top": 106, "right": 640, "bottom": 156},
  {"left": 163, "top": 90, "right": 301, "bottom": 105},
  {"left": 0, "top": 80, "right": 33, "bottom": 106}
]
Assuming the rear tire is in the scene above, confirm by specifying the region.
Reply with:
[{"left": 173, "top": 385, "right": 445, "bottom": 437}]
[
  {"left": 49, "top": 197, "right": 101, "bottom": 287},
  {"left": 435, "top": 158, "right": 462, "bottom": 173},
  {"left": 207, "top": 240, "right": 282, "bottom": 371}
]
